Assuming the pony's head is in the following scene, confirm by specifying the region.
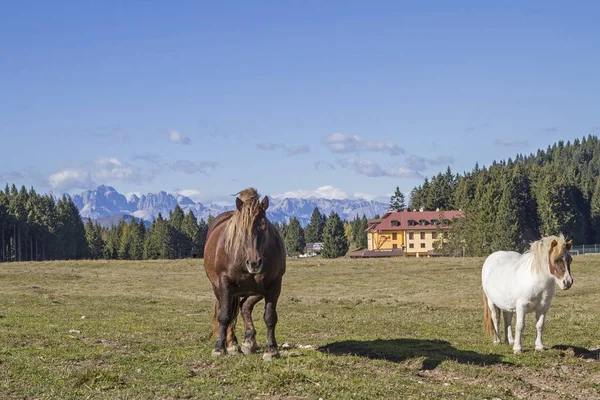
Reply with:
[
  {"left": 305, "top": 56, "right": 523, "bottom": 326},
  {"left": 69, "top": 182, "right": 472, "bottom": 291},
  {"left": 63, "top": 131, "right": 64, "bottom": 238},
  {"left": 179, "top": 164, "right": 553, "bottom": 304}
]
[
  {"left": 224, "top": 188, "right": 270, "bottom": 274},
  {"left": 547, "top": 236, "right": 573, "bottom": 290},
  {"left": 534, "top": 235, "right": 573, "bottom": 290}
]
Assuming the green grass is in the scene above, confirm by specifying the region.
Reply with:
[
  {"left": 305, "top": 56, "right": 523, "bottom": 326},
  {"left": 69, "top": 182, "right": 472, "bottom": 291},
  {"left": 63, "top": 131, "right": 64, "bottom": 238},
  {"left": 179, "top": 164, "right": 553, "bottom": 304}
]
[{"left": 1, "top": 256, "right": 599, "bottom": 399}]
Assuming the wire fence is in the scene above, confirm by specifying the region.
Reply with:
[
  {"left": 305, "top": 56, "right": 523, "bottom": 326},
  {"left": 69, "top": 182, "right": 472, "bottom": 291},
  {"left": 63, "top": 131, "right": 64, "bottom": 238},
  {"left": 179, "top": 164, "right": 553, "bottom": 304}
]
[{"left": 570, "top": 244, "right": 600, "bottom": 255}]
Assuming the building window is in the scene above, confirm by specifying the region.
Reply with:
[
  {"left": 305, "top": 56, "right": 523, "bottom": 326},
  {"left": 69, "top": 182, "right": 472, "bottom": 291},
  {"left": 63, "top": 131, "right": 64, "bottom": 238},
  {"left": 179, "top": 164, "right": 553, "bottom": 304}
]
[
  {"left": 420, "top": 232, "right": 425, "bottom": 239},
  {"left": 432, "top": 232, "right": 437, "bottom": 239},
  {"left": 393, "top": 244, "right": 397, "bottom": 249},
  {"left": 392, "top": 232, "right": 397, "bottom": 240},
  {"left": 409, "top": 232, "right": 414, "bottom": 240},
  {"left": 409, "top": 243, "right": 414, "bottom": 249},
  {"left": 391, "top": 220, "right": 400, "bottom": 227},
  {"left": 420, "top": 243, "right": 426, "bottom": 248}
]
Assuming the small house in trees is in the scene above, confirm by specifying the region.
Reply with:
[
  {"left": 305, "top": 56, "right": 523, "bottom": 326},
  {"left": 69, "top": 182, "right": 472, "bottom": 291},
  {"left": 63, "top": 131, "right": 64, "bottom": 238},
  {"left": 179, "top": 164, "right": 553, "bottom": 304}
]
[{"left": 363, "top": 210, "right": 463, "bottom": 257}]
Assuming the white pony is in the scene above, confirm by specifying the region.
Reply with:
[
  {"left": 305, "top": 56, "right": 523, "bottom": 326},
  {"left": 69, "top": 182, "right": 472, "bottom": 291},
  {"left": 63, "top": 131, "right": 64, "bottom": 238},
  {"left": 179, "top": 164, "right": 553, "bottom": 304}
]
[{"left": 481, "top": 235, "right": 573, "bottom": 354}]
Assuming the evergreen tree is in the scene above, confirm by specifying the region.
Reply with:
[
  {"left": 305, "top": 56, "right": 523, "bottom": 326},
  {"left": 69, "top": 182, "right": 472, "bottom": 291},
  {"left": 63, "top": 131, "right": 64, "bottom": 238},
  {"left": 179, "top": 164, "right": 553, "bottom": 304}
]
[
  {"left": 55, "top": 195, "right": 87, "bottom": 259},
  {"left": 304, "top": 207, "right": 325, "bottom": 243},
  {"left": 389, "top": 186, "right": 406, "bottom": 211},
  {"left": 284, "top": 217, "right": 305, "bottom": 255},
  {"left": 321, "top": 211, "right": 349, "bottom": 258},
  {"left": 118, "top": 219, "right": 131, "bottom": 260},
  {"left": 198, "top": 218, "right": 208, "bottom": 258},
  {"left": 490, "top": 175, "right": 521, "bottom": 252},
  {"left": 85, "top": 219, "right": 105, "bottom": 259},
  {"left": 129, "top": 219, "right": 146, "bottom": 260},
  {"left": 144, "top": 213, "right": 177, "bottom": 259},
  {"left": 591, "top": 177, "right": 600, "bottom": 242},
  {"left": 182, "top": 211, "right": 200, "bottom": 257}
]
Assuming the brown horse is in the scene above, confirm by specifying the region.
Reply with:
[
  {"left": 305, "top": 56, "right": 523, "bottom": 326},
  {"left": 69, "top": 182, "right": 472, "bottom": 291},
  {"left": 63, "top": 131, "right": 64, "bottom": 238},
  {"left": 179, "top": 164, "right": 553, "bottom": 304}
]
[{"left": 204, "top": 188, "right": 286, "bottom": 360}]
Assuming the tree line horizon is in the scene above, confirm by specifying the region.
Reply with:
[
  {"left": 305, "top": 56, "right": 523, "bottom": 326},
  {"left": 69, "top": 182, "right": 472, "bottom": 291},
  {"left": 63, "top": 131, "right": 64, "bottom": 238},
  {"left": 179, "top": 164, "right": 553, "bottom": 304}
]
[{"left": 2, "top": 135, "right": 599, "bottom": 261}]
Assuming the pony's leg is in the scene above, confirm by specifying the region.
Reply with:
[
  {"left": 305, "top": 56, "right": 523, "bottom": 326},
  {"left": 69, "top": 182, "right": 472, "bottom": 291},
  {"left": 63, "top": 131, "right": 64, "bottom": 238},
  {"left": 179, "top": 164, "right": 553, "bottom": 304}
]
[
  {"left": 212, "top": 282, "right": 233, "bottom": 357},
  {"left": 241, "top": 295, "right": 263, "bottom": 354},
  {"left": 513, "top": 304, "right": 526, "bottom": 354},
  {"left": 262, "top": 279, "right": 282, "bottom": 361},
  {"left": 534, "top": 310, "right": 547, "bottom": 351},
  {"left": 226, "top": 298, "right": 241, "bottom": 355},
  {"left": 503, "top": 311, "right": 514, "bottom": 345},
  {"left": 487, "top": 298, "right": 501, "bottom": 344}
]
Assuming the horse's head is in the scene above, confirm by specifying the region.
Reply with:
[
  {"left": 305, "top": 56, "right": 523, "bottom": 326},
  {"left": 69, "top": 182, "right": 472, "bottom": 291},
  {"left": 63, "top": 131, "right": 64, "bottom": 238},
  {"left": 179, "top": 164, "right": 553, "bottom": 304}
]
[
  {"left": 548, "top": 238, "right": 573, "bottom": 290},
  {"left": 225, "top": 188, "right": 270, "bottom": 274}
]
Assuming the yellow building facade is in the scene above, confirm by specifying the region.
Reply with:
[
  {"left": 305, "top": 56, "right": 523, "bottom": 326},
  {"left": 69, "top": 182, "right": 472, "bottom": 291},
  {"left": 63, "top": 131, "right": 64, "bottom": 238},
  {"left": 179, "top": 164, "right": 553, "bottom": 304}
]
[{"left": 365, "top": 210, "right": 462, "bottom": 257}]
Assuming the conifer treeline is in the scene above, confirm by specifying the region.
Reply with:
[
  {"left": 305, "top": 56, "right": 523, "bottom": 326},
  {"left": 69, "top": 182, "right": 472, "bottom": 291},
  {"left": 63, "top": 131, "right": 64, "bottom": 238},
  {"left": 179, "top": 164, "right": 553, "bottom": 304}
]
[
  {"left": 0, "top": 184, "right": 362, "bottom": 261},
  {"left": 0, "top": 184, "right": 87, "bottom": 261},
  {"left": 408, "top": 135, "right": 600, "bottom": 256}
]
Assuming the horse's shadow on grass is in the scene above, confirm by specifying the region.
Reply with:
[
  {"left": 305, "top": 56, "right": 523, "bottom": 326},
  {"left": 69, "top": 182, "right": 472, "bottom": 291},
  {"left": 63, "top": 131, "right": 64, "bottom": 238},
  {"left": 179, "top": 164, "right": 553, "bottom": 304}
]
[
  {"left": 552, "top": 345, "right": 600, "bottom": 360},
  {"left": 318, "top": 338, "right": 509, "bottom": 370}
]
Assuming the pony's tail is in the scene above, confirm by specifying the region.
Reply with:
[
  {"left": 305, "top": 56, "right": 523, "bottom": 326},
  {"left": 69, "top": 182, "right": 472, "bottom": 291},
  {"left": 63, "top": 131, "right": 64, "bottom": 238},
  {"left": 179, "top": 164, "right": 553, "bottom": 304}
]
[
  {"left": 207, "top": 297, "right": 241, "bottom": 340},
  {"left": 483, "top": 292, "right": 495, "bottom": 337}
]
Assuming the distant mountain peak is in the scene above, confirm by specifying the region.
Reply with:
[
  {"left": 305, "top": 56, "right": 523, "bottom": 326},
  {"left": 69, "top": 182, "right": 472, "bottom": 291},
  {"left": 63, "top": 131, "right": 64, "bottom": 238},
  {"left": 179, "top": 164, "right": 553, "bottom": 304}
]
[{"left": 72, "top": 185, "right": 388, "bottom": 226}]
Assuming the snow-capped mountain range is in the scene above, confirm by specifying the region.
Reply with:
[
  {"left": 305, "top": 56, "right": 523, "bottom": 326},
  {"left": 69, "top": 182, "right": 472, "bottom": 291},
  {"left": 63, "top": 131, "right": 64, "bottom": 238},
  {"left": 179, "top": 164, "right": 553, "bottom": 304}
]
[{"left": 71, "top": 185, "right": 389, "bottom": 226}]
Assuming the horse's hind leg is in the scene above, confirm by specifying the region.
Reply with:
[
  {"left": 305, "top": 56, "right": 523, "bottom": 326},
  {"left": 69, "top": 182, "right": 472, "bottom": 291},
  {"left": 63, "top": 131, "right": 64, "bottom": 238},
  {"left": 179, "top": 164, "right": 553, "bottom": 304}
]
[
  {"left": 226, "top": 298, "right": 241, "bottom": 355},
  {"left": 503, "top": 311, "right": 514, "bottom": 345},
  {"left": 487, "top": 298, "right": 502, "bottom": 344},
  {"left": 240, "top": 295, "right": 263, "bottom": 354},
  {"left": 534, "top": 309, "right": 547, "bottom": 351}
]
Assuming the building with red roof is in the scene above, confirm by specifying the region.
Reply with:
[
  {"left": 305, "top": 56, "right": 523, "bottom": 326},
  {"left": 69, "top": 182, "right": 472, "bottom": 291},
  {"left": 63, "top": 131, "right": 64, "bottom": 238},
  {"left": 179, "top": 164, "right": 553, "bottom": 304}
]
[{"left": 362, "top": 209, "right": 463, "bottom": 257}]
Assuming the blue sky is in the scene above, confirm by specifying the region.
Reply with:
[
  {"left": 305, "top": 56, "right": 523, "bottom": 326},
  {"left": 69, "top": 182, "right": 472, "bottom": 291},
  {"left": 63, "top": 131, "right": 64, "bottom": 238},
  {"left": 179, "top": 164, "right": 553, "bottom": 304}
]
[{"left": 1, "top": 1, "right": 599, "bottom": 204}]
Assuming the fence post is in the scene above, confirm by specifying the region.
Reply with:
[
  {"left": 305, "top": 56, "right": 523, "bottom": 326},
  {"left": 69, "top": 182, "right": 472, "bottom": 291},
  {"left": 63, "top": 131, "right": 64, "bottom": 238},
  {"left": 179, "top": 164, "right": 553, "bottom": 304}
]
[{"left": 583, "top": 244, "right": 585, "bottom": 255}]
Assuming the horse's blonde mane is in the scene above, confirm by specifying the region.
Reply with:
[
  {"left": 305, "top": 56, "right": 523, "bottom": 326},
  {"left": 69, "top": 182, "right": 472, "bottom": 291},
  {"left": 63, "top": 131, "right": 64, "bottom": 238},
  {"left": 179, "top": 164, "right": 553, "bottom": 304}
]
[
  {"left": 526, "top": 234, "right": 568, "bottom": 275},
  {"left": 224, "top": 188, "right": 261, "bottom": 261}
]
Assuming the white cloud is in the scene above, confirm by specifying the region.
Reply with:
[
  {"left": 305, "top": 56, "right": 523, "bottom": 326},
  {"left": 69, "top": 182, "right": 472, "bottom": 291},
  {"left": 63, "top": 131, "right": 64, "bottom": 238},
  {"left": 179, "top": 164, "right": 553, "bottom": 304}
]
[
  {"left": 338, "top": 157, "right": 422, "bottom": 178},
  {"left": 273, "top": 185, "right": 375, "bottom": 201},
  {"left": 494, "top": 139, "right": 528, "bottom": 147},
  {"left": 322, "top": 133, "right": 404, "bottom": 156},
  {"left": 406, "top": 155, "right": 455, "bottom": 171},
  {"left": 48, "top": 169, "right": 96, "bottom": 191},
  {"left": 175, "top": 189, "right": 204, "bottom": 202},
  {"left": 95, "top": 158, "right": 155, "bottom": 183},
  {"left": 169, "top": 129, "right": 192, "bottom": 145},
  {"left": 171, "top": 160, "right": 218, "bottom": 175},
  {"left": 0, "top": 168, "right": 48, "bottom": 187},
  {"left": 256, "top": 142, "right": 310, "bottom": 156}
]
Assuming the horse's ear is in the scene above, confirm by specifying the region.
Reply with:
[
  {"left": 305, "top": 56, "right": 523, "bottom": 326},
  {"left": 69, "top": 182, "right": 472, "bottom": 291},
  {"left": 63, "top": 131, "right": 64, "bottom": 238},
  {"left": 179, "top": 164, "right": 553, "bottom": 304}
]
[
  {"left": 236, "top": 197, "right": 243, "bottom": 211},
  {"left": 551, "top": 239, "right": 558, "bottom": 248},
  {"left": 260, "top": 196, "right": 269, "bottom": 211},
  {"left": 566, "top": 239, "right": 572, "bottom": 250}
]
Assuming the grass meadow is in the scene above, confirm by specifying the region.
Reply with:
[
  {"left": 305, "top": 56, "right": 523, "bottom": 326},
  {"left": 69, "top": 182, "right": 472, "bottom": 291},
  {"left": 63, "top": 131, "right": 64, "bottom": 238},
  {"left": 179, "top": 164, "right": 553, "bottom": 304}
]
[{"left": 1, "top": 255, "right": 599, "bottom": 399}]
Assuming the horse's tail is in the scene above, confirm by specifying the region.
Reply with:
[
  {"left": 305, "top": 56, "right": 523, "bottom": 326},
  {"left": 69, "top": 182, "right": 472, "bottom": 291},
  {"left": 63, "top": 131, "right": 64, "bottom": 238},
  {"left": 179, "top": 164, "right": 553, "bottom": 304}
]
[
  {"left": 483, "top": 291, "right": 495, "bottom": 337},
  {"left": 207, "top": 297, "right": 241, "bottom": 340}
]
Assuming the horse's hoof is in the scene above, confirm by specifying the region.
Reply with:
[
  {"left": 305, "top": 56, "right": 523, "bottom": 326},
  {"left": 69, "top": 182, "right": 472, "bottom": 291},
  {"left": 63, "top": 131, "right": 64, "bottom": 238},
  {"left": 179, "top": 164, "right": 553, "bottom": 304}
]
[
  {"left": 227, "top": 345, "right": 241, "bottom": 355},
  {"left": 242, "top": 341, "right": 257, "bottom": 355},
  {"left": 513, "top": 348, "right": 522, "bottom": 354},
  {"left": 535, "top": 346, "right": 546, "bottom": 352},
  {"left": 262, "top": 351, "right": 280, "bottom": 361},
  {"left": 212, "top": 349, "right": 226, "bottom": 357}
]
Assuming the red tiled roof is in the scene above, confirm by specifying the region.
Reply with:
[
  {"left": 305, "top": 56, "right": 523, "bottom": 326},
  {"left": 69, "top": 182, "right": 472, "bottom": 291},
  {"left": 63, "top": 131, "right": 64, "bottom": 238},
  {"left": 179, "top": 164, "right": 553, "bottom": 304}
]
[{"left": 366, "top": 210, "right": 463, "bottom": 232}]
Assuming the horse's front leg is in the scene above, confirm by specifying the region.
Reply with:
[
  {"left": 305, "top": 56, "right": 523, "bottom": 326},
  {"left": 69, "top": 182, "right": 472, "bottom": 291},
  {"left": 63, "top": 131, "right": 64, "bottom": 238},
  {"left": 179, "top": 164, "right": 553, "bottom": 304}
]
[
  {"left": 262, "top": 279, "right": 282, "bottom": 361},
  {"left": 241, "top": 295, "right": 263, "bottom": 354},
  {"left": 534, "top": 309, "right": 547, "bottom": 351},
  {"left": 212, "top": 279, "right": 234, "bottom": 357},
  {"left": 513, "top": 304, "right": 526, "bottom": 354}
]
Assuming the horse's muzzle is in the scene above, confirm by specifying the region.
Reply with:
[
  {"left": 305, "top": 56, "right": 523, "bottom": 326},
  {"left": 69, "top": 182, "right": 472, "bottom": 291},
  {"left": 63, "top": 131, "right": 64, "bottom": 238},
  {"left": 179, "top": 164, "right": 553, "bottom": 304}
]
[
  {"left": 560, "top": 277, "right": 573, "bottom": 290},
  {"left": 245, "top": 258, "right": 264, "bottom": 274}
]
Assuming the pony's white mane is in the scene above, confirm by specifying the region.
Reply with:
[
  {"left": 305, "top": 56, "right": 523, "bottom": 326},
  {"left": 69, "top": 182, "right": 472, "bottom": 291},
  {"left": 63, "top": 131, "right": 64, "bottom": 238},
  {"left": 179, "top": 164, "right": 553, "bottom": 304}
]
[{"left": 518, "top": 234, "right": 567, "bottom": 275}]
